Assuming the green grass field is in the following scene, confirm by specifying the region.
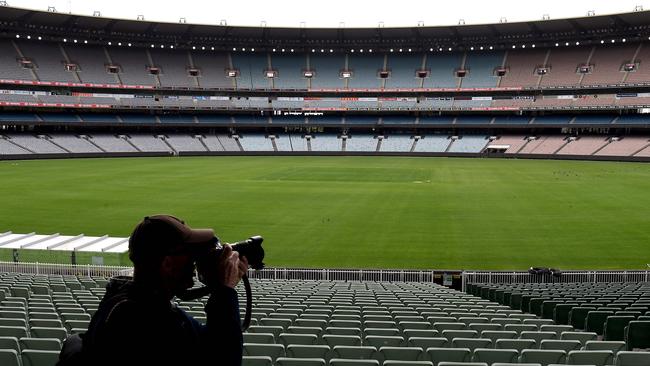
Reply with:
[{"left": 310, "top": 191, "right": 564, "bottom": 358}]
[{"left": 1, "top": 156, "right": 649, "bottom": 270}]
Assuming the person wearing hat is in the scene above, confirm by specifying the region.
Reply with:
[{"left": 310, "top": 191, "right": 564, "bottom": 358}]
[{"left": 64, "top": 215, "right": 248, "bottom": 366}]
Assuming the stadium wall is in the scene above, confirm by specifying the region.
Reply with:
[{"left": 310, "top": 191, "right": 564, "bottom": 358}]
[{"left": 2, "top": 151, "right": 650, "bottom": 163}]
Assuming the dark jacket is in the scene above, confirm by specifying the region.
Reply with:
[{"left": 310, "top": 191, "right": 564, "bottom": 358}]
[{"left": 81, "top": 276, "right": 243, "bottom": 366}]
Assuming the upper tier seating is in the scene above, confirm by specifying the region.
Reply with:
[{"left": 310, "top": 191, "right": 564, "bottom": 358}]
[{"left": 3, "top": 41, "right": 648, "bottom": 89}]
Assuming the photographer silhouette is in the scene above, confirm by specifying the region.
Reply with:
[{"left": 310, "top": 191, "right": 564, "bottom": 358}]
[{"left": 58, "top": 215, "right": 248, "bottom": 366}]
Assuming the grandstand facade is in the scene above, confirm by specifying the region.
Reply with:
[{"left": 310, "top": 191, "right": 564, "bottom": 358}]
[{"left": 0, "top": 7, "right": 649, "bottom": 161}]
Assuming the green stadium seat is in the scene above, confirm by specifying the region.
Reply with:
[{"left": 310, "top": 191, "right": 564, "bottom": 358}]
[
  {"left": 322, "top": 335, "right": 361, "bottom": 347},
  {"left": 504, "top": 325, "right": 537, "bottom": 334},
  {"left": 332, "top": 346, "right": 376, "bottom": 360},
  {"left": 29, "top": 319, "right": 62, "bottom": 328},
  {"left": 383, "top": 361, "right": 433, "bottom": 366},
  {"left": 604, "top": 316, "right": 635, "bottom": 341},
  {"left": 280, "top": 333, "right": 318, "bottom": 345},
  {"left": 539, "top": 340, "right": 581, "bottom": 352},
  {"left": 624, "top": 321, "right": 650, "bottom": 350},
  {"left": 568, "top": 307, "right": 596, "bottom": 330},
  {"left": 480, "top": 331, "right": 517, "bottom": 344},
  {"left": 584, "top": 340, "right": 626, "bottom": 353},
  {"left": 242, "top": 356, "right": 273, "bottom": 366},
  {"left": 518, "top": 349, "right": 566, "bottom": 365},
  {"left": 365, "top": 329, "right": 401, "bottom": 337},
  {"left": 0, "top": 319, "right": 26, "bottom": 328},
  {"left": 523, "top": 319, "right": 554, "bottom": 329},
  {"left": 244, "top": 333, "right": 276, "bottom": 344},
  {"left": 519, "top": 331, "right": 556, "bottom": 344},
  {"left": 471, "top": 348, "right": 519, "bottom": 364},
  {"left": 437, "top": 363, "right": 487, "bottom": 366},
  {"left": 329, "top": 358, "right": 380, "bottom": 366},
  {"left": 0, "top": 336, "right": 20, "bottom": 353},
  {"left": 365, "top": 336, "right": 404, "bottom": 348},
  {"left": 19, "top": 337, "right": 61, "bottom": 351},
  {"left": 276, "top": 357, "right": 326, "bottom": 366},
  {"left": 326, "top": 327, "right": 362, "bottom": 337},
  {"left": 615, "top": 351, "right": 650, "bottom": 366},
  {"left": 495, "top": 339, "right": 536, "bottom": 353},
  {"left": 450, "top": 338, "right": 491, "bottom": 352},
  {"left": 441, "top": 331, "right": 478, "bottom": 341},
  {"left": 249, "top": 326, "right": 285, "bottom": 338},
  {"left": 243, "top": 343, "right": 286, "bottom": 360},
  {"left": 425, "top": 347, "right": 471, "bottom": 365},
  {"left": 0, "top": 326, "right": 27, "bottom": 339},
  {"left": 408, "top": 337, "right": 448, "bottom": 349},
  {"left": 468, "top": 323, "right": 501, "bottom": 333},
  {"left": 585, "top": 311, "right": 614, "bottom": 335},
  {"left": 566, "top": 350, "right": 614, "bottom": 366},
  {"left": 433, "top": 323, "right": 465, "bottom": 332},
  {"left": 538, "top": 325, "right": 573, "bottom": 338},
  {"left": 21, "top": 349, "right": 60, "bottom": 366},
  {"left": 403, "top": 330, "right": 439, "bottom": 339},
  {"left": 286, "top": 345, "right": 330, "bottom": 359},
  {"left": 29, "top": 327, "right": 67, "bottom": 341},
  {"left": 287, "top": 326, "right": 322, "bottom": 336},
  {"left": 560, "top": 331, "right": 597, "bottom": 346},
  {"left": 378, "top": 346, "right": 423, "bottom": 362},
  {"left": 28, "top": 313, "right": 58, "bottom": 320},
  {"left": 0, "top": 349, "right": 19, "bottom": 366}
]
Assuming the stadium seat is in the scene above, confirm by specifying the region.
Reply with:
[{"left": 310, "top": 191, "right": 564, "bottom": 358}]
[
  {"left": 332, "top": 346, "right": 377, "bottom": 360},
  {"left": 323, "top": 335, "right": 362, "bottom": 347},
  {"left": 286, "top": 345, "right": 330, "bottom": 359},
  {"left": 29, "top": 327, "right": 67, "bottom": 341},
  {"left": 615, "top": 351, "right": 650, "bottom": 366},
  {"left": 441, "top": 331, "right": 478, "bottom": 341},
  {"left": 243, "top": 343, "right": 286, "bottom": 360},
  {"left": 0, "top": 326, "right": 27, "bottom": 339},
  {"left": 280, "top": 333, "right": 318, "bottom": 345},
  {"left": 19, "top": 337, "right": 61, "bottom": 351},
  {"left": 584, "top": 341, "right": 626, "bottom": 354},
  {"left": 566, "top": 350, "right": 614, "bottom": 366},
  {"left": 276, "top": 357, "right": 326, "bottom": 366},
  {"left": 0, "top": 336, "right": 20, "bottom": 353},
  {"left": 553, "top": 303, "right": 579, "bottom": 325},
  {"left": 437, "top": 363, "right": 487, "bottom": 366},
  {"left": 585, "top": 311, "right": 614, "bottom": 335},
  {"left": 495, "top": 339, "right": 536, "bottom": 352},
  {"left": 329, "top": 359, "right": 380, "bottom": 366},
  {"left": 378, "top": 346, "right": 423, "bottom": 362},
  {"left": 624, "top": 321, "right": 650, "bottom": 350},
  {"left": 242, "top": 356, "right": 273, "bottom": 366},
  {"left": 383, "top": 361, "right": 433, "bottom": 366},
  {"left": 408, "top": 337, "right": 448, "bottom": 349},
  {"left": 21, "top": 349, "right": 60, "bottom": 366},
  {"left": 244, "top": 333, "right": 276, "bottom": 344},
  {"left": 365, "top": 336, "right": 404, "bottom": 348},
  {"left": 0, "top": 349, "right": 19, "bottom": 366},
  {"left": 518, "top": 349, "right": 566, "bottom": 365},
  {"left": 568, "top": 307, "right": 596, "bottom": 330},
  {"left": 539, "top": 340, "right": 581, "bottom": 352},
  {"left": 603, "top": 316, "right": 635, "bottom": 341},
  {"left": 425, "top": 347, "right": 471, "bottom": 365},
  {"left": 471, "top": 348, "right": 519, "bottom": 364},
  {"left": 450, "top": 338, "right": 491, "bottom": 352},
  {"left": 560, "top": 331, "right": 597, "bottom": 346}
]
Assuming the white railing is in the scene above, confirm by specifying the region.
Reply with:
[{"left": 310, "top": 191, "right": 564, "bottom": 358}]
[
  {"left": 0, "top": 261, "right": 445, "bottom": 283},
  {"left": 462, "top": 270, "right": 650, "bottom": 292},
  {"left": 0, "top": 261, "right": 132, "bottom": 277}
]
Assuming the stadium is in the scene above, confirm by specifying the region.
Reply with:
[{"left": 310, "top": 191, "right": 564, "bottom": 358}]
[{"left": 0, "top": 1, "right": 649, "bottom": 365}]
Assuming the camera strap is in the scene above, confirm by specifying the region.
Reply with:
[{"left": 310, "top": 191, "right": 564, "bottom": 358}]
[{"left": 241, "top": 274, "right": 253, "bottom": 331}]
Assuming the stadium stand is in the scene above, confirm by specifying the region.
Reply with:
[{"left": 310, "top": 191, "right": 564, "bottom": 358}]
[
  {"left": 447, "top": 136, "right": 489, "bottom": 153},
  {"left": 310, "top": 135, "right": 342, "bottom": 152},
  {"left": 0, "top": 271, "right": 649, "bottom": 366},
  {"left": 239, "top": 135, "right": 275, "bottom": 152},
  {"left": 344, "top": 135, "right": 378, "bottom": 152},
  {"left": 379, "top": 136, "right": 413, "bottom": 152}
]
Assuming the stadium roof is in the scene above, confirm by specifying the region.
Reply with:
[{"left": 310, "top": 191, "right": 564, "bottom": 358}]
[
  {"left": 0, "top": 231, "right": 128, "bottom": 253},
  {"left": 1, "top": 5, "right": 650, "bottom": 48}
]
